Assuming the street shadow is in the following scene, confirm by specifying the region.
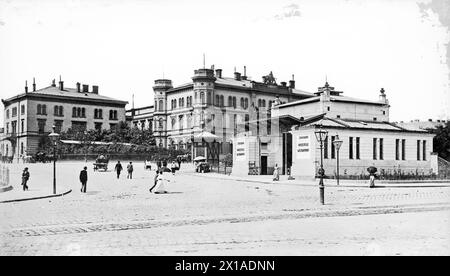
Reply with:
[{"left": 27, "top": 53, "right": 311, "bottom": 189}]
[
  {"left": 153, "top": 191, "right": 183, "bottom": 194},
  {"left": 375, "top": 185, "right": 450, "bottom": 188},
  {"left": 83, "top": 191, "right": 101, "bottom": 195}
]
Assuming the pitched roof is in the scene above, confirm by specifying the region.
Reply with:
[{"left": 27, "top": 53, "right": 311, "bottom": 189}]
[
  {"left": 3, "top": 86, "right": 128, "bottom": 105},
  {"left": 297, "top": 115, "right": 430, "bottom": 133}
]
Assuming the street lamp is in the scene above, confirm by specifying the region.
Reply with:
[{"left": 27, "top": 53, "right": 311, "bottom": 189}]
[
  {"left": 48, "top": 125, "right": 60, "bottom": 195},
  {"left": 314, "top": 127, "right": 328, "bottom": 205},
  {"left": 333, "top": 135, "right": 343, "bottom": 186}
]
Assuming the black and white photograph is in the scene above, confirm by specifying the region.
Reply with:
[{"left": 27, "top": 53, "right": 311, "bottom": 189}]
[{"left": 0, "top": 0, "right": 449, "bottom": 259}]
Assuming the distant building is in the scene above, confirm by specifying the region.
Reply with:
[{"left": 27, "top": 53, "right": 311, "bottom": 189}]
[
  {"left": 1, "top": 78, "right": 128, "bottom": 161},
  {"left": 232, "top": 83, "right": 437, "bottom": 178},
  {"left": 127, "top": 66, "right": 314, "bottom": 158},
  {"left": 396, "top": 119, "right": 448, "bottom": 131}
]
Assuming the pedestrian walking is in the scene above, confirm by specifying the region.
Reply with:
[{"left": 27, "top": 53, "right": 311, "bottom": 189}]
[
  {"left": 21, "top": 167, "right": 30, "bottom": 191},
  {"left": 114, "top": 161, "right": 123, "bottom": 179},
  {"left": 79, "top": 166, "right": 88, "bottom": 193},
  {"left": 156, "top": 160, "right": 162, "bottom": 170},
  {"left": 162, "top": 160, "right": 167, "bottom": 168},
  {"left": 272, "top": 164, "right": 280, "bottom": 181},
  {"left": 177, "top": 157, "right": 181, "bottom": 170},
  {"left": 127, "top": 162, "right": 134, "bottom": 179},
  {"left": 153, "top": 170, "right": 169, "bottom": 194},
  {"left": 367, "top": 166, "right": 377, "bottom": 188},
  {"left": 149, "top": 170, "right": 160, "bottom": 193},
  {"left": 170, "top": 161, "right": 178, "bottom": 175}
]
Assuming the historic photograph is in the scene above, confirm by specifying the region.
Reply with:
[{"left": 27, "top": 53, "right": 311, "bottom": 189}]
[{"left": 0, "top": 0, "right": 449, "bottom": 257}]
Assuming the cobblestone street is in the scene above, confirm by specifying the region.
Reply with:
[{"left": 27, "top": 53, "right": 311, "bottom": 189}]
[{"left": 1, "top": 161, "right": 450, "bottom": 255}]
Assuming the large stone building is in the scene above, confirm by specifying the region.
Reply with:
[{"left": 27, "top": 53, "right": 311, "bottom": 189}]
[
  {"left": 1, "top": 78, "right": 128, "bottom": 161},
  {"left": 232, "top": 82, "right": 437, "bottom": 178},
  {"left": 127, "top": 66, "right": 314, "bottom": 156}
]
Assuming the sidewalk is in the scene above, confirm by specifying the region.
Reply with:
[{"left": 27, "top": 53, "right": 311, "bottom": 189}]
[{"left": 190, "top": 172, "right": 450, "bottom": 188}]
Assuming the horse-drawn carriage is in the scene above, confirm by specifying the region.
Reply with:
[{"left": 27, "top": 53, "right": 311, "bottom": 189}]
[{"left": 93, "top": 155, "right": 109, "bottom": 171}]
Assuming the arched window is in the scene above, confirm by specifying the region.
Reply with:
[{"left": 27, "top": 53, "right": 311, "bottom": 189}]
[
  {"left": 54, "top": 106, "right": 59, "bottom": 116},
  {"left": 158, "top": 118, "right": 163, "bottom": 128},
  {"left": 72, "top": 107, "right": 77, "bottom": 117},
  {"left": 59, "top": 106, "right": 63, "bottom": 116},
  {"left": 81, "top": 108, "right": 86, "bottom": 118},
  {"left": 215, "top": 95, "right": 219, "bottom": 106},
  {"left": 228, "top": 96, "right": 232, "bottom": 107},
  {"left": 240, "top": 98, "right": 244, "bottom": 108},
  {"left": 77, "top": 108, "right": 81, "bottom": 117},
  {"left": 37, "top": 104, "right": 41, "bottom": 114},
  {"left": 42, "top": 105, "right": 47, "bottom": 115},
  {"left": 258, "top": 99, "right": 261, "bottom": 107},
  {"left": 159, "top": 100, "right": 163, "bottom": 111},
  {"left": 99, "top": 109, "right": 102, "bottom": 119},
  {"left": 171, "top": 117, "right": 176, "bottom": 129},
  {"left": 262, "top": 100, "right": 266, "bottom": 107},
  {"left": 94, "top": 109, "right": 98, "bottom": 118},
  {"left": 233, "top": 97, "right": 237, "bottom": 108},
  {"left": 244, "top": 98, "right": 249, "bottom": 109},
  {"left": 220, "top": 95, "right": 224, "bottom": 107}
]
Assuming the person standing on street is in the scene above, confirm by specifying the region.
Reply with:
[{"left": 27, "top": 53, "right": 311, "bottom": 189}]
[
  {"left": 170, "top": 161, "right": 177, "bottom": 175},
  {"left": 177, "top": 157, "right": 182, "bottom": 170},
  {"left": 127, "top": 162, "right": 134, "bottom": 179},
  {"left": 79, "top": 166, "right": 88, "bottom": 193},
  {"left": 21, "top": 167, "right": 30, "bottom": 191},
  {"left": 114, "top": 161, "right": 123, "bottom": 179}
]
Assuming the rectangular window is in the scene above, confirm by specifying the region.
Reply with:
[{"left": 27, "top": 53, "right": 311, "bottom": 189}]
[
  {"left": 373, "top": 138, "right": 377, "bottom": 160},
  {"left": 95, "top": 122, "right": 102, "bottom": 131},
  {"left": 6, "top": 110, "right": 9, "bottom": 119},
  {"left": 379, "top": 138, "right": 383, "bottom": 160},
  {"left": 423, "top": 140, "right": 426, "bottom": 161},
  {"left": 417, "top": 140, "right": 421, "bottom": 161},
  {"left": 402, "top": 139, "right": 406, "bottom": 160},
  {"left": 244, "top": 114, "right": 249, "bottom": 132},
  {"left": 21, "top": 105, "right": 25, "bottom": 115},
  {"left": 324, "top": 136, "right": 328, "bottom": 159},
  {"left": 331, "top": 136, "right": 336, "bottom": 159},
  {"left": 395, "top": 139, "right": 400, "bottom": 160},
  {"left": 21, "top": 119, "right": 25, "bottom": 133},
  {"left": 54, "top": 120, "right": 63, "bottom": 133},
  {"left": 37, "top": 119, "right": 46, "bottom": 134},
  {"left": 349, "top": 137, "right": 353, "bottom": 159},
  {"left": 12, "top": 107, "right": 17, "bottom": 117},
  {"left": 356, "top": 137, "right": 360, "bottom": 159},
  {"left": 71, "top": 121, "right": 87, "bottom": 132},
  {"left": 233, "top": 114, "right": 237, "bottom": 136}
]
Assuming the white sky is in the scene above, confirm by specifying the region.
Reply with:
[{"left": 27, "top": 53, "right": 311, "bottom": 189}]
[{"left": 0, "top": 0, "right": 449, "bottom": 125}]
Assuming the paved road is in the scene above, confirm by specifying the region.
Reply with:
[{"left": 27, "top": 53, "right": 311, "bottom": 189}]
[{"left": 1, "top": 161, "right": 450, "bottom": 255}]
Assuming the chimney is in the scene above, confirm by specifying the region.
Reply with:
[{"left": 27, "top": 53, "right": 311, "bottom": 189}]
[
  {"left": 289, "top": 74, "right": 295, "bottom": 88},
  {"left": 92, "top": 85, "right": 99, "bottom": 94},
  {"left": 234, "top": 72, "right": 241, "bottom": 81},
  {"left": 25, "top": 80, "right": 28, "bottom": 93},
  {"left": 242, "top": 66, "right": 247, "bottom": 80},
  {"left": 32, "top": 78, "right": 36, "bottom": 91},
  {"left": 82, "top": 84, "right": 89, "bottom": 93},
  {"left": 281, "top": 82, "right": 287, "bottom": 87},
  {"left": 76, "top": 82, "right": 81, "bottom": 92},
  {"left": 51, "top": 79, "right": 56, "bottom": 87},
  {"left": 58, "top": 76, "right": 64, "bottom": 90},
  {"left": 215, "top": 69, "right": 222, "bottom": 78},
  {"left": 428, "top": 119, "right": 432, "bottom": 122}
]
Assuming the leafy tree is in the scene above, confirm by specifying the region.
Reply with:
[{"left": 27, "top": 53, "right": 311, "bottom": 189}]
[{"left": 432, "top": 121, "right": 450, "bottom": 161}]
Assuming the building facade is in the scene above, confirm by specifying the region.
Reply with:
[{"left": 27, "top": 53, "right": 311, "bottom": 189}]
[
  {"left": 1, "top": 78, "right": 128, "bottom": 161},
  {"left": 232, "top": 82, "right": 437, "bottom": 178},
  {"left": 128, "top": 66, "right": 314, "bottom": 156}
]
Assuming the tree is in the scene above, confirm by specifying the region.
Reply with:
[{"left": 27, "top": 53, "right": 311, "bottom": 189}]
[{"left": 432, "top": 121, "right": 450, "bottom": 161}]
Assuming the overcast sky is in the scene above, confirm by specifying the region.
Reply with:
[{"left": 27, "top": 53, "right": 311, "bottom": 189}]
[{"left": 0, "top": 0, "right": 449, "bottom": 126}]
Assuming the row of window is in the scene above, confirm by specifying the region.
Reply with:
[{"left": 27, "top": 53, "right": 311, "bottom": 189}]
[
  {"left": 37, "top": 119, "right": 118, "bottom": 134},
  {"left": 323, "top": 137, "right": 427, "bottom": 161}
]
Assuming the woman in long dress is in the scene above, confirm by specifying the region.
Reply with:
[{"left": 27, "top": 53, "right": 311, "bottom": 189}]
[
  {"left": 273, "top": 164, "right": 280, "bottom": 181},
  {"left": 153, "top": 170, "right": 169, "bottom": 194}
]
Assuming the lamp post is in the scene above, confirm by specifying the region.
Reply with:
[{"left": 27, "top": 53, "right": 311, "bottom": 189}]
[
  {"left": 333, "top": 135, "right": 343, "bottom": 186},
  {"left": 48, "top": 125, "right": 60, "bottom": 195},
  {"left": 83, "top": 130, "right": 88, "bottom": 163},
  {"left": 314, "top": 127, "right": 328, "bottom": 205}
]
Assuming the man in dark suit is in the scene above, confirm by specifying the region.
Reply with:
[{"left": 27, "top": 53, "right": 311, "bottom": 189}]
[{"left": 79, "top": 166, "right": 88, "bottom": 193}]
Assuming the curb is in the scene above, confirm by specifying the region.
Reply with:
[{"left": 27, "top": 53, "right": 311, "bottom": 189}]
[
  {"left": 190, "top": 173, "right": 450, "bottom": 188},
  {"left": 0, "top": 185, "right": 13, "bottom": 193},
  {"left": 0, "top": 189, "right": 72, "bottom": 203}
]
